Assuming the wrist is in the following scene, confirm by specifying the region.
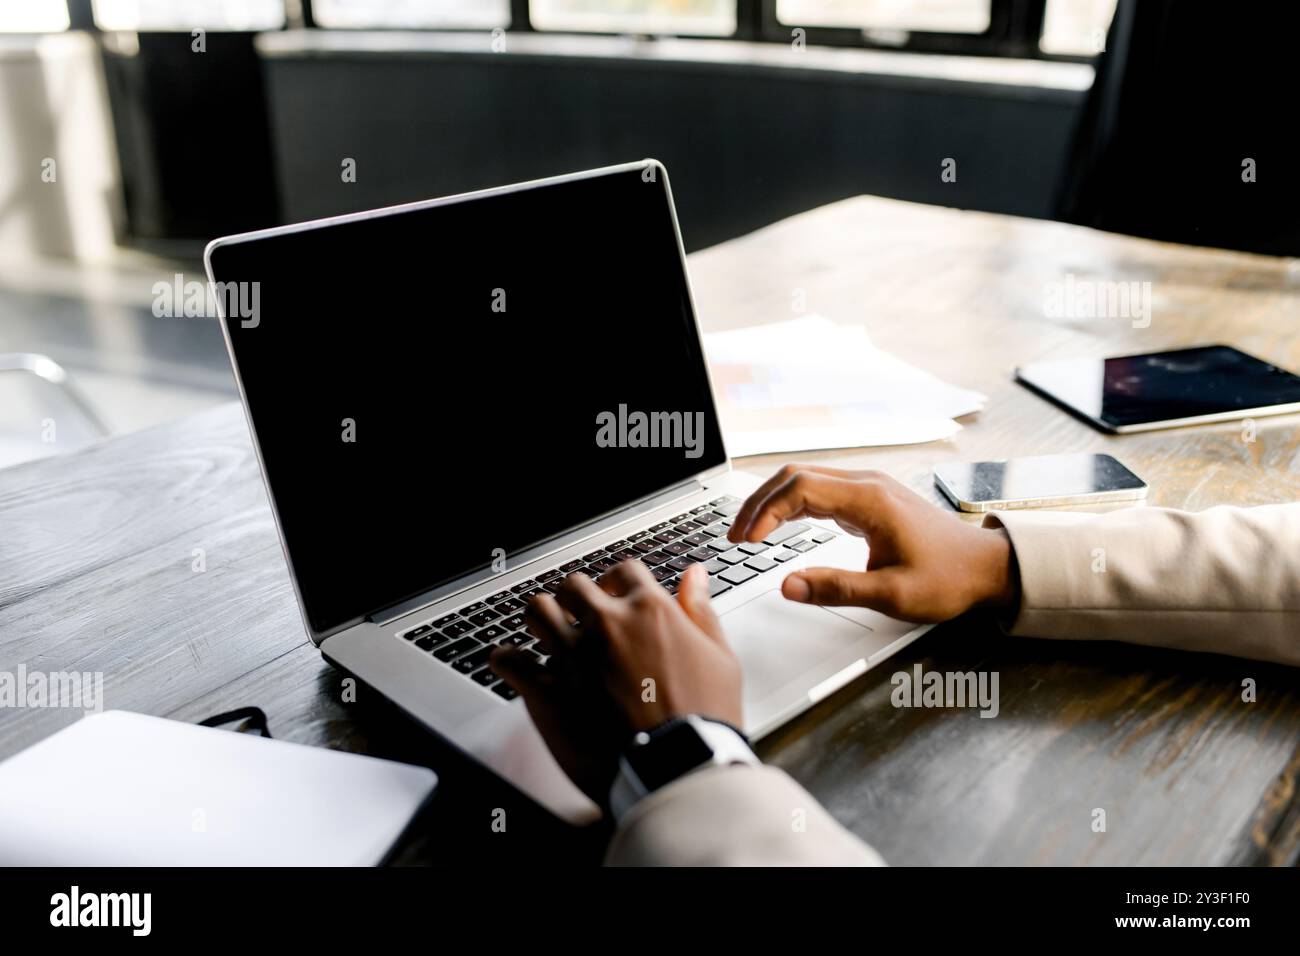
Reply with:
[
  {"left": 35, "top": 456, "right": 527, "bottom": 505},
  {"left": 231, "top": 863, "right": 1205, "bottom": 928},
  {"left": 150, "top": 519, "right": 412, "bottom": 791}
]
[
  {"left": 609, "top": 715, "right": 758, "bottom": 822},
  {"left": 976, "top": 528, "right": 1021, "bottom": 611}
]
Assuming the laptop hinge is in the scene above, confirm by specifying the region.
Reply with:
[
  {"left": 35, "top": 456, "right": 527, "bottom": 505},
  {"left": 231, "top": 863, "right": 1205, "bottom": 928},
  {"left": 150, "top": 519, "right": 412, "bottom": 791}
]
[{"left": 369, "top": 478, "right": 706, "bottom": 627}]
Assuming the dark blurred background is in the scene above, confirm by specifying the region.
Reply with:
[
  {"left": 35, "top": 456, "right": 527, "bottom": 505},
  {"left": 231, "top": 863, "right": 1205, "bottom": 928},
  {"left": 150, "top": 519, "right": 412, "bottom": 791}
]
[{"left": 0, "top": 0, "right": 1295, "bottom": 465}]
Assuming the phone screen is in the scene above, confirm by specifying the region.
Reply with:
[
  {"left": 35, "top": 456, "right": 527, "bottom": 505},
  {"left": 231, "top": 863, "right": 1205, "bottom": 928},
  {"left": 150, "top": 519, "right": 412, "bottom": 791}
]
[{"left": 934, "top": 453, "right": 1146, "bottom": 506}]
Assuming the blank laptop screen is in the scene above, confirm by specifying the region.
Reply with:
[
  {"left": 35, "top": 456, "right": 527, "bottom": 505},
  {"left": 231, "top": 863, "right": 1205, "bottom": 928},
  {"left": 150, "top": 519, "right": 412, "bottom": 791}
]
[{"left": 208, "top": 166, "right": 726, "bottom": 635}]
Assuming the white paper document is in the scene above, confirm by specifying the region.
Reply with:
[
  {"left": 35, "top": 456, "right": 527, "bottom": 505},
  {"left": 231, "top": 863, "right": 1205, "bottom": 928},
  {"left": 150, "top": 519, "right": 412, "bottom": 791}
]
[{"left": 703, "top": 315, "right": 985, "bottom": 457}]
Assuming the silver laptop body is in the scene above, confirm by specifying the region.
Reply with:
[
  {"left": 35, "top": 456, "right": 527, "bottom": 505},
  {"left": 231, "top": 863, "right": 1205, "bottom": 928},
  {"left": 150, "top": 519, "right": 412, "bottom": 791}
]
[{"left": 206, "top": 161, "right": 930, "bottom": 824}]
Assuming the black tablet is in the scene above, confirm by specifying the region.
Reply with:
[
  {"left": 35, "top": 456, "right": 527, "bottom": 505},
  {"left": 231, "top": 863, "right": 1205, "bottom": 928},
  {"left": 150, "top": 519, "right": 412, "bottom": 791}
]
[{"left": 1015, "top": 345, "right": 1300, "bottom": 433}]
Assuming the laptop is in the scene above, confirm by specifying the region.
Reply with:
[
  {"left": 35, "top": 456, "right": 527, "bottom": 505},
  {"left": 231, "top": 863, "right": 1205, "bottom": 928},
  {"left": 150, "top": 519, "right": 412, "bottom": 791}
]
[{"left": 205, "top": 160, "right": 931, "bottom": 824}]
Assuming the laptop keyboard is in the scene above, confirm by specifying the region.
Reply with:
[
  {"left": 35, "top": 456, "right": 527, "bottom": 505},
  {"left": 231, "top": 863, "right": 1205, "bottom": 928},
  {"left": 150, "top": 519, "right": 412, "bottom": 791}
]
[{"left": 396, "top": 495, "right": 836, "bottom": 700}]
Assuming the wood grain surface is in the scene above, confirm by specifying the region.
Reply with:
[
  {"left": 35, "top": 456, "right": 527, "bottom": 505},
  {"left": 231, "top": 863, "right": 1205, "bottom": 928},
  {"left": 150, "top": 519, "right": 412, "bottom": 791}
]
[{"left": 2, "top": 195, "right": 1298, "bottom": 864}]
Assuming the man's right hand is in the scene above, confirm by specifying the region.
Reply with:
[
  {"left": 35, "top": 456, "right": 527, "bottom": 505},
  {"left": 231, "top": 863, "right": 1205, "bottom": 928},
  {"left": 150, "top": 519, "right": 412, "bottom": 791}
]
[{"left": 728, "top": 465, "right": 1021, "bottom": 624}]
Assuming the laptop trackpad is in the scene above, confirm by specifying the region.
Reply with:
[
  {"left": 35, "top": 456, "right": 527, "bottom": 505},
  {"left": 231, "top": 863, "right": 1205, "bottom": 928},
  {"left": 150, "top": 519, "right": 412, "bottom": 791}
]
[{"left": 721, "top": 588, "right": 886, "bottom": 718}]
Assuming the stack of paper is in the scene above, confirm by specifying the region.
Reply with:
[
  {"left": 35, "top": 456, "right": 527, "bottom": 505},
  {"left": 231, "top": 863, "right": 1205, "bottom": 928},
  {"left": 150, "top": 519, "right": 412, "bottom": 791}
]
[{"left": 702, "top": 315, "right": 986, "bottom": 458}]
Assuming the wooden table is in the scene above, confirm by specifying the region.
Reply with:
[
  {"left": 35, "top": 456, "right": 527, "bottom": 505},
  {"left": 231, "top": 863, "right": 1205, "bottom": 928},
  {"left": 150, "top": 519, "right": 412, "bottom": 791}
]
[{"left": 4, "top": 196, "right": 1299, "bottom": 865}]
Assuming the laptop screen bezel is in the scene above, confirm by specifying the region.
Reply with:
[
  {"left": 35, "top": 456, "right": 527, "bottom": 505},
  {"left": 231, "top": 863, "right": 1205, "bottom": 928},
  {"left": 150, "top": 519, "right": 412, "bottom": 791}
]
[{"left": 205, "top": 160, "right": 732, "bottom": 642}]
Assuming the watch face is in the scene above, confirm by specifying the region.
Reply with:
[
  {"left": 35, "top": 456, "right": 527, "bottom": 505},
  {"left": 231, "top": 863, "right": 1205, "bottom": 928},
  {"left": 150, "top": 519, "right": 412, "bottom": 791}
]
[{"left": 626, "top": 720, "right": 714, "bottom": 793}]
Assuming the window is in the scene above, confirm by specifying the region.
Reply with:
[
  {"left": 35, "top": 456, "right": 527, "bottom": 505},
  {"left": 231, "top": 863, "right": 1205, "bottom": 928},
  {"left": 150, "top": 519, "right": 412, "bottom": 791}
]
[
  {"left": 531, "top": 0, "right": 736, "bottom": 37},
  {"left": 1040, "top": 0, "right": 1118, "bottom": 55},
  {"left": 92, "top": 0, "right": 285, "bottom": 31},
  {"left": 79, "top": 1, "right": 1117, "bottom": 60},
  {"left": 0, "top": 0, "right": 70, "bottom": 32},
  {"left": 312, "top": 0, "right": 510, "bottom": 29},
  {"left": 776, "top": 0, "right": 991, "bottom": 35}
]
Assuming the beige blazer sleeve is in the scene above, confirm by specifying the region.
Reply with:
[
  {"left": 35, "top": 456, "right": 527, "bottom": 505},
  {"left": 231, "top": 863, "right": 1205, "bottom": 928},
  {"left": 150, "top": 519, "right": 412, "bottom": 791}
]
[
  {"left": 984, "top": 502, "right": 1300, "bottom": 665},
  {"left": 606, "top": 502, "right": 1300, "bottom": 866},
  {"left": 604, "top": 764, "right": 883, "bottom": 866}
]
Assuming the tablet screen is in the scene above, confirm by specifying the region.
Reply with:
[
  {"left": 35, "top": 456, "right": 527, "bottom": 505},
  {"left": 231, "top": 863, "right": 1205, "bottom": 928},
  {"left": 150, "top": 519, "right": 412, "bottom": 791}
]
[{"left": 1017, "top": 345, "right": 1300, "bottom": 430}]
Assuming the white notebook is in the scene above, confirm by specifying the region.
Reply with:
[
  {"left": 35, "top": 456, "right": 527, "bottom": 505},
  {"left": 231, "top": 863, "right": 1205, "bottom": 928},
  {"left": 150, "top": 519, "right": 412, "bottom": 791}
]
[{"left": 0, "top": 710, "right": 438, "bottom": 866}]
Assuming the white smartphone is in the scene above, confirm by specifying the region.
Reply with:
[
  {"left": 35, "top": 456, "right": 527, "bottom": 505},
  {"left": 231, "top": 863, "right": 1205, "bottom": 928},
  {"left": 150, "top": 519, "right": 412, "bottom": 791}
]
[{"left": 933, "top": 452, "right": 1148, "bottom": 513}]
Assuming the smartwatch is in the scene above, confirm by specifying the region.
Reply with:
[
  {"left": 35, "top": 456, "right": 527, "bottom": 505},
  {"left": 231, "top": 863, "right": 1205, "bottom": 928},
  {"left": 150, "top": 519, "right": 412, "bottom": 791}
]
[{"left": 609, "top": 715, "right": 759, "bottom": 822}]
